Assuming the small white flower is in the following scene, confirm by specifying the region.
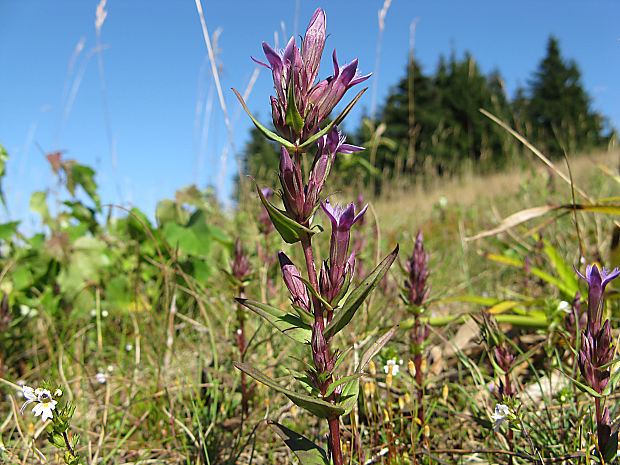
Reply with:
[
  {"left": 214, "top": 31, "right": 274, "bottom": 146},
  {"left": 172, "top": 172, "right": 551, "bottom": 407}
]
[
  {"left": 125, "top": 344, "right": 133, "bottom": 352},
  {"left": 20, "top": 385, "right": 37, "bottom": 413},
  {"left": 384, "top": 360, "right": 399, "bottom": 376},
  {"left": 32, "top": 397, "right": 57, "bottom": 422},
  {"left": 54, "top": 389, "right": 63, "bottom": 397},
  {"left": 90, "top": 309, "right": 97, "bottom": 317},
  {"left": 19, "top": 386, "right": 57, "bottom": 422},
  {"left": 95, "top": 371, "right": 108, "bottom": 384},
  {"left": 558, "top": 301, "right": 571, "bottom": 313},
  {"left": 491, "top": 404, "right": 511, "bottom": 432},
  {"left": 101, "top": 310, "right": 109, "bottom": 318},
  {"left": 236, "top": 329, "right": 242, "bottom": 335}
]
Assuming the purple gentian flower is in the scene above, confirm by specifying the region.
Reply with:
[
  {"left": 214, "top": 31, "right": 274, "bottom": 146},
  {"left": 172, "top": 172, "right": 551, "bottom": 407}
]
[
  {"left": 322, "top": 199, "right": 367, "bottom": 270},
  {"left": 575, "top": 264, "right": 620, "bottom": 334},
  {"left": 319, "top": 200, "right": 367, "bottom": 303},
  {"left": 258, "top": 188, "right": 275, "bottom": 235},
  {"left": 404, "top": 231, "right": 431, "bottom": 307},
  {"left": 230, "top": 238, "right": 252, "bottom": 281},
  {"left": 252, "top": 9, "right": 326, "bottom": 142}
]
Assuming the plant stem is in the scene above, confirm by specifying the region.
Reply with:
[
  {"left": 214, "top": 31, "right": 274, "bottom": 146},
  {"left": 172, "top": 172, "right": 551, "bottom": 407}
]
[
  {"left": 300, "top": 231, "right": 343, "bottom": 465},
  {"left": 237, "top": 287, "right": 248, "bottom": 415},
  {"left": 328, "top": 416, "right": 344, "bottom": 465},
  {"left": 63, "top": 431, "right": 77, "bottom": 458}
]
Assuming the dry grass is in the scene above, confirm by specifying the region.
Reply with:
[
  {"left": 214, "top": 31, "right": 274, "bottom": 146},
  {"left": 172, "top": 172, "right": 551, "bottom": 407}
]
[{"left": 372, "top": 149, "right": 620, "bottom": 232}]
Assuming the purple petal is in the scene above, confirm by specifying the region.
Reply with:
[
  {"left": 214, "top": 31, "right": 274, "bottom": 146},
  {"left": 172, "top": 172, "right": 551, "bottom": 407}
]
[{"left": 261, "top": 42, "right": 282, "bottom": 71}]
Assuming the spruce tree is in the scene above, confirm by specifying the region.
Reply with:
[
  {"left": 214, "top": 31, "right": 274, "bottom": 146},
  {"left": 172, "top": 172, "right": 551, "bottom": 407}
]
[{"left": 526, "top": 36, "right": 604, "bottom": 156}]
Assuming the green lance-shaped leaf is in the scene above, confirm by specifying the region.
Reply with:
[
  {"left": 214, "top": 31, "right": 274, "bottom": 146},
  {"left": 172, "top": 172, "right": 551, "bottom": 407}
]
[
  {"left": 254, "top": 180, "right": 315, "bottom": 244},
  {"left": 234, "top": 362, "right": 345, "bottom": 419},
  {"left": 233, "top": 88, "right": 296, "bottom": 151},
  {"left": 268, "top": 421, "right": 329, "bottom": 465},
  {"left": 542, "top": 239, "right": 579, "bottom": 297},
  {"left": 236, "top": 298, "right": 312, "bottom": 344},
  {"left": 323, "top": 245, "right": 399, "bottom": 340},
  {"left": 338, "top": 325, "right": 399, "bottom": 415},
  {"left": 285, "top": 75, "right": 305, "bottom": 135}
]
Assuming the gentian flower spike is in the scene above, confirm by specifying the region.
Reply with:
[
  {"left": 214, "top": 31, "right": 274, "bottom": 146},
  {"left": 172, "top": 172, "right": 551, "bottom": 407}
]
[
  {"left": 575, "top": 264, "right": 620, "bottom": 334},
  {"left": 404, "top": 230, "right": 430, "bottom": 307},
  {"left": 230, "top": 238, "right": 252, "bottom": 282}
]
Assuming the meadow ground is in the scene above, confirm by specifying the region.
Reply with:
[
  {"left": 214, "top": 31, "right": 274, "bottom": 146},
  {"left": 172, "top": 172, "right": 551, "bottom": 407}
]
[{"left": 1, "top": 148, "right": 620, "bottom": 464}]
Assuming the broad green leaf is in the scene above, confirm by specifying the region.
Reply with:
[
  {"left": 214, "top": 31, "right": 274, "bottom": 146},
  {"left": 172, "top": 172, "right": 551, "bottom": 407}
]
[
  {"left": 68, "top": 164, "right": 101, "bottom": 209},
  {"left": 255, "top": 181, "right": 314, "bottom": 244},
  {"left": 488, "top": 300, "right": 520, "bottom": 314},
  {"left": 236, "top": 298, "right": 312, "bottom": 344},
  {"left": 232, "top": 88, "right": 295, "bottom": 150},
  {"left": 486, "top": 253, "right": 574, "bottom": 297},
  {"left": 434, "top": 294, "right": 502, "bottom": 307},
  {"left": 543, "top": 239, "right": 578, "bottom": 296},
  {"left": 268, "top": 422, "right": 329, "bottom": 465},
  {"left": 234, "top": 362, "right": 345, "bottom": 419},
  {"left": 323, "top": 245, "right": 398, "bottom": 340},
  {"left": 30, "top": 191, "right": 50, "bottom": 221},
  {"left": 0, "top": 221, "right": 18, "bottom": 241}
]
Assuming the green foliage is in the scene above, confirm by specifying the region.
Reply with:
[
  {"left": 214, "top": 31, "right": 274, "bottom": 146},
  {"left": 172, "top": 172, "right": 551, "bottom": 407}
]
[{"left": 523, "top": 36, "right": 606, "bottom": 156}]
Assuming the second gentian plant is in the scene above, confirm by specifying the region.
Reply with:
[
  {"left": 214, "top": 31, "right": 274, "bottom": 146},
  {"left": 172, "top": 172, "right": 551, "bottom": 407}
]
[{"left": 233, "top": 9, "right": 398, "bottom": 465}]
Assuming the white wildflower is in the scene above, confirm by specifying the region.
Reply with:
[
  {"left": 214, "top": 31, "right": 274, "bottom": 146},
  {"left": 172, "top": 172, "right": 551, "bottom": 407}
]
[
  {"left": 384, "top": 360, "right": 399, "bottom": 376},
  {"left": 491, "top": 403, "right": 511, "bottom": 432},
  {"left": 19, "top": 386, "right": 57, "bottom": 422},
  {"left": 558, "top": 301, "right": 571, "bottom": 313},
  {"left": 95, "top": 371, "right": 108, "bottom": 384}
]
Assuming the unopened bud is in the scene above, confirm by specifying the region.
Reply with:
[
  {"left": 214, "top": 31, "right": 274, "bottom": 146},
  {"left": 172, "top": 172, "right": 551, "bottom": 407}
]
[
  {"left": 424, "top": 424, "right": 430, "bottom": 438},
  {"left": 398, "top": 396, "right": 405, "bottom": 410},
  {"left": 442, "top": 384, "right": 449, "bottom": 402},
  {"left": 369, "top": 360, "right": 376, "bottom": 377},
  {"left": 404, "top": 392, "right": 411, "bottom": 405},
  {"left": 383, "top": 408, "right": 390, "bottom": 422},
  {"left": 420, "top": 359, "right": 427, "bottom": 374},
  {"left": 408, "top": 360, "right": 416, "bottom": 378}
]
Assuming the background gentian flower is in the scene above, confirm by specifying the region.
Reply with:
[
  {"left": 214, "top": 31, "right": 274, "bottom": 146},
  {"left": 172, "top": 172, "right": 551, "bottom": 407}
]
[{"left": 575, "top": 263, "right": 620, "bottom": 334}]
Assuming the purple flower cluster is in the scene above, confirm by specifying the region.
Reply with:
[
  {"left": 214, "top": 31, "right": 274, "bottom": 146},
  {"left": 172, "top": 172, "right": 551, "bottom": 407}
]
[
  {"left": 575, "top": 264, "right": 620, "bottom": 455},
  {"left": 404, "top": 231, "right": 430, "bottom": 308},
  {"left": 253, "top": 9, "right": 369, "bottom": 145}
]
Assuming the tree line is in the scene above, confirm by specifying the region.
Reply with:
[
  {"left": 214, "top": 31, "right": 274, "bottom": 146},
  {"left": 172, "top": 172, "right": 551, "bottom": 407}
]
[{"left": 241, "top": 36, "right": 614, "bottom": 192}]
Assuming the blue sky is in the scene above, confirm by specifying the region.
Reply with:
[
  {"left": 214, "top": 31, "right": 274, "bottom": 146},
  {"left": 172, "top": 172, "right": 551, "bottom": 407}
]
[{"left": 1, "top": 1, "right": 619, "bottom": 230}]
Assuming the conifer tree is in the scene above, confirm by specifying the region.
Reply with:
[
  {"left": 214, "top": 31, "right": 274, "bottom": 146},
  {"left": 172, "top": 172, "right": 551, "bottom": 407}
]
[{"left": 526, "top": 36, "right": 604, "bottom": 156}]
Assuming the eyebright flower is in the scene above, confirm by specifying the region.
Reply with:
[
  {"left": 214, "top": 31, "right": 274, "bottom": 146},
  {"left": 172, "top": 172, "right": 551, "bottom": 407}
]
[
  {"left": 384, "top": 360, "right": 399, "bottom": 376},
  {"left": 490, "top": 403, "right": 511, "bottom": 432},
  {"left": 20, "top": 385, "right": 58, "bottom": 422}
]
